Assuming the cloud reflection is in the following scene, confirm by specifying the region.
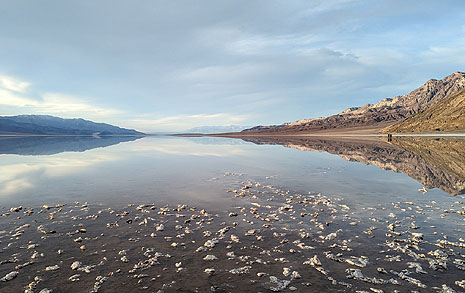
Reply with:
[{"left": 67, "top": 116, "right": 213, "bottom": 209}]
[
  {"left": 0, "top": 137, "right": 248, "bottom": 197},
  {"left": 127, "top": 138, "right": 247, "bottom": 157},
  {"left": 0, "top": 153, "right": 118, "bottom": 196}
]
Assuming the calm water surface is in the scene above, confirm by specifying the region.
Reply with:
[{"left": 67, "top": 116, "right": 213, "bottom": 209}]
[
  {"left": 2, "top": 135, "right": 462, "bottom": 207},
  {"left": 0, "top": 136, "right": 464, "bottom": 292}
]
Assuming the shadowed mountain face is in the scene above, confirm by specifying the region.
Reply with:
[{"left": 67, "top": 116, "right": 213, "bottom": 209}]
[
  {"left": 0, "top": 136, "right": 142, "bottom": 156},
  {"left": 0, "top": 115, "right": 143, "bottom": 135},
  {"left": 240, "top": 136, "right": 465, "bottom": 195},
  {"left": 243, "top": 72, "right": 465, "bottom": 134}
]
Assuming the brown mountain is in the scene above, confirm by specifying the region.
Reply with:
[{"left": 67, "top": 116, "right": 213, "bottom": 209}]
[
  {"left": 242, "top": 72, "right": 465, "bottom": 134},
  {"left": 383, "top": 88, "right": 465, "bottom": 133}
]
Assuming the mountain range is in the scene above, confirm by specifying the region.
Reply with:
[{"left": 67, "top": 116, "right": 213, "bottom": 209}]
[
  {"left": 3, "top": 72, "right": 464, "bottom": 136},
  {"left": 0, "top": 115, "right": 143, "bottom": 135},
  {"left": 241, "top": 72, "right": 465, "bottom": 134},
  {"left": 183, "top": 125, "right": 251, "bottom": 134}
]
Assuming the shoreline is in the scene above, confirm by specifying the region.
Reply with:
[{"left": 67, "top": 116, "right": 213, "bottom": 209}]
[{"left": 173, "top": 133, "right": 465, "bottom": 138}]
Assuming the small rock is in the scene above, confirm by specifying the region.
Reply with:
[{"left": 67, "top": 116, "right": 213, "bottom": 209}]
[
  {"left": 69, "top": 274, "right": 80, "bottom": 282},
  {"left": 0, "top": 271, "right": 19, "bottom": 282},
  {"left": 290, "top": 271, "right": 301, "bottom": 279},
  {"left": 71, "top": 261, "right": 82, "bottom": 270},
  {"left": 45, "top": 265, "right": 60, "bottom": 271},
  {"left": 440, "top": 284, "right": 457, "bottom": 293},
  {"left": 229, "top": 266, "right": 251, "bottom": 275},
  {"left": 10, "top": 206, "right": 22, "bottom": 212},
  {"left": 456, "top": 280, "right": 465, "bottom": 289},
  {"left": 204, "top": 239, "right": 219, "bottom": 248},
  {"left": 203, "top": 255, "right": 218, "bottom": 261},
  {"left": 231, "top": 235, "right": 240, "bottom": 243},
  {"left": 282, "top": 267, "right": 291, "bottom": 277}
]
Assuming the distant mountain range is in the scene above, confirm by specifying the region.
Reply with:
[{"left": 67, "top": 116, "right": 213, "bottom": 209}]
[
  {"left": 183, "top": 125, "right": 251, "bottom": 134},
  {"left": 241, "top": 72, "right": 465, "bottom": 134},
  {"left": 0, "top": 115, "right": 144, "bottom": 135}
]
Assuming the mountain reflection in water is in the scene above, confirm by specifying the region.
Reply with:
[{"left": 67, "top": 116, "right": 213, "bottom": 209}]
[
  {"left": 0, "top": 135, "right": 142, "bottom": 156},
  {"left": 240, "top": 136, "right": 465, "bottom": 195}
]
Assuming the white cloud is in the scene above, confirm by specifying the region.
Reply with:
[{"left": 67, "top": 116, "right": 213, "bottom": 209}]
[
  {"left": 0, "top": 74, "right": 123, "bottom": 120},
  {"left": 0, "top": 75, "right": 30, "bottom": 93},
  {"left": 198, "top": 27, "right": 325, "bottom": 56},
  {"left": 0, "top": 89, "right": 39, "bottom": 107},
  {"left": 421, "top": 46, "right": 465, "bottom": 62},
  {"left": 180, "top": 63, "right": 266, "bottom": 82},
  {"left": 39, "top": 93, "right": 123, "bottom": 117}
]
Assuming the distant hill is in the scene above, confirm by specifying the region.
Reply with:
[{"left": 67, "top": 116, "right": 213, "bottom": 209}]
[
  {"left": 383, "top": 88, "right": 465, "bottom": 133},
  {"left": 184, "top": 125, "right": 251, "bottom": 134},
  {"left": 242, "top": 72, "right": 465, "bottom": 134},
  {"left": 0, "top": 115, "right": 144, "bottom": 135}
]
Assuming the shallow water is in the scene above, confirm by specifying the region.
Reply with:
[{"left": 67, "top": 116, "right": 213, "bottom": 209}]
[{"left": 0, "top": 136, "right": 464, "bottom": 292}]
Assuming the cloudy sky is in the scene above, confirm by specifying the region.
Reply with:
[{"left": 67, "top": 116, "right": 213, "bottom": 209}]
[{"left": 1, "top": 0, "right": 464, "bottom": 132}]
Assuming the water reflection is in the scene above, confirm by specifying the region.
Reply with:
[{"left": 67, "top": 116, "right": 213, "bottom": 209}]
[
  {"left": 0, "top": 136, "right": 250, "bottom": 205},
  {"left": 0, "top": 136, "right": 142, "bottom": 196},
  {"left": 1, "top": 135, "right": 464, "bottom": 207},
  {"left": 240, "top": 136, "right": 465, "bottom": 195},
  {"left": 0, "top": 152, "right": 120, "bottom": 196},
  {"left": 0, "top": 135, "right": 142, "bottom": 156}
]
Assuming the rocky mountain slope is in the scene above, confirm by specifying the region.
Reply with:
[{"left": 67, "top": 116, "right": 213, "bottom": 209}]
[
  {"left": 0, "top": 115, "right": 143, "bottom": 135},
  {"left": 242, "top": 72, "right": 465, "bottom": 134},
  {"left": 383, "top": 88, "right": 465, "bottom": 133}
]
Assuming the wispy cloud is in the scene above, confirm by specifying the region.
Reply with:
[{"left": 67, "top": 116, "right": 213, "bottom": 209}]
[
  {"left": 39, "top": 93, "right": 123, "bottom": 117},
  {"left": 179, "top": 63, "right": 269, "bottom": 83},
  {"left": 0, "top": 75, "right": 30, "bottom": 93},
  {"left": 0, "top": 74, "right": 123, "bottom": 120},
  {"left": 0, "top": 88, "right": 37, "bottom": 108}
]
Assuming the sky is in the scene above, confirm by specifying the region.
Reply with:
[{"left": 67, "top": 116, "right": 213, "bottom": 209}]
[{"left": 1, "top": 0, "right": 465, "bottom": 132}]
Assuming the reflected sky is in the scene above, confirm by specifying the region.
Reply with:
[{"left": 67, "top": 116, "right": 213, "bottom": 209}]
[
  {"left": 1, "top": 135, "right": 464, "bottom": 209},
  {"left": 0, "top": 136, "right": 254, "bottom": 208}
]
